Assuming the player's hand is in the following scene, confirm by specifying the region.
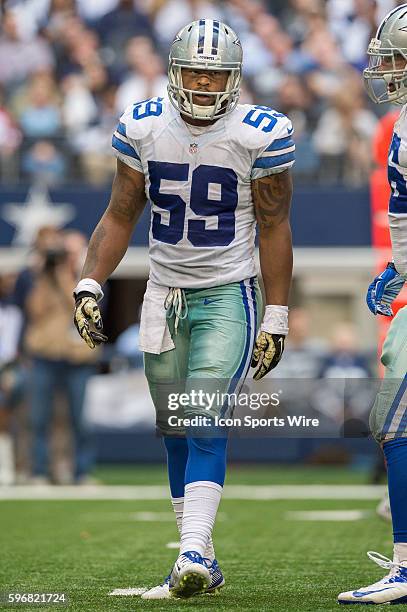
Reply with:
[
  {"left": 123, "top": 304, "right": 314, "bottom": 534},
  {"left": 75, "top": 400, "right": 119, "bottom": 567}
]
[
  {"left": 73, "top": 291, "right": 108, "bottom": 349},
  {"left": 366, "top": 262, "right": 405, "bottom": 317},
  {"left": 251, "top": 332, "right": 285, "bottom": 381}
]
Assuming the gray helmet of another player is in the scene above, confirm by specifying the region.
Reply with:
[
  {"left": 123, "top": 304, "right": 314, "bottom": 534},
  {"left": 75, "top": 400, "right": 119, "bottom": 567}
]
[
  {"left": 364, "top": 3, "right": 407, "bottom": 104},
  {"left": 168, "top": 19, "right": 242, "bottom": 120}
]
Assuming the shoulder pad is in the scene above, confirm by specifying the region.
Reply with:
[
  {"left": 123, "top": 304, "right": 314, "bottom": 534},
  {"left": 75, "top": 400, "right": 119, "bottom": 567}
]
[
  {"left": 119, "top": 96, "right": 168, "bottom": 141},
  {"left": 229, "top": 104, "right": 293, "bottom": 151}
]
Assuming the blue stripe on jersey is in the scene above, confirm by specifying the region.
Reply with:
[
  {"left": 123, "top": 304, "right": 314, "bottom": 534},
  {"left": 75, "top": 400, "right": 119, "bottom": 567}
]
[
  {"left": 220, "top": 281, "right": 253, "bottom": 417},
  {"left": 390, "top": 198, "right": 407, "bottom": 214},
  {"left": 264, "top": 137, "right": 295, "bottom": 153},
  {"left": 212, "top": 20, "right": 220, "bottom": 54},
  {"left": 392, "top": 133, "right": 401, "bottom": 164},
  {"left": 396, "top": 401, "right": 407, "bottom": 436},
  {"left": 382, "top": 375, "right": 407, "bottom": 436},
  {"left": 388, "top": 133, "right": 407, "bottom": 213},
  {"left": 197, "top": 19, "right": 205, "bottom": 54},
  {"left": 249, "top": 278, "right": 257, "bottom": 333},
  {"left": 112, "top": 134, "right": 140, "bottom": 160},
  {"left": 117, "top": 121, "right": 127, "bottom": 137},
  {"left": 253, "top": 151, "right": 295, "bottom": 169},
  {"left": 234, "top": 281, "right": 252, "bottom": 383}
]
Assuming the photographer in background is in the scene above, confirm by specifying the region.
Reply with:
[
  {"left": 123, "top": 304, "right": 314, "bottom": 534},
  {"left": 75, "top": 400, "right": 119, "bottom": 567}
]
[{"left": 23, "top": 227, "right": 100, "bottom": 484}]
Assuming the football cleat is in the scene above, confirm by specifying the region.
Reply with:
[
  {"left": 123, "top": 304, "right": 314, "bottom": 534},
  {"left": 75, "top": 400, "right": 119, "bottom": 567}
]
[
  {"left": 338, "top": 551, "right": 407, "bottom": 605},
  {"left": 141, "top": 558, "right": 225, "bottom": 600},
  {"left": 169, "top": 551, "right": 210, "bottom": 598},
  {"left": 204, "top": 558, "right": 226, "bottom": 593}
]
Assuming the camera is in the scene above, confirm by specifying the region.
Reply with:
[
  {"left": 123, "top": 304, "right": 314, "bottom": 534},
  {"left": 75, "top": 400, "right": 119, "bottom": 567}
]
[{"left": 43, "top": 247, "right": 67, "bottom": 271}]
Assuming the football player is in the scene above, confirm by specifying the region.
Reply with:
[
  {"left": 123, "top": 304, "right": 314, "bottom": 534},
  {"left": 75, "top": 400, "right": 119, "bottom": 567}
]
[
  {"left": 338, "top": 4, "right": 407, "bottom": 605},
  {"left": 73, "top": 20, "right": 294, "bottom": 599}
]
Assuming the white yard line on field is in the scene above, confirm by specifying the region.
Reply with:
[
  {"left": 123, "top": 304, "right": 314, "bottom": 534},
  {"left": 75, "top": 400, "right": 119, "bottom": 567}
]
[
  {"left": 109, "top": 588, "right": 148, "bottom": 596},
  {"left": 131, "top": 511, "right": 177, "bottom": 521},
  {"left": 285, "top": 509, "right": 373, "bottom": 521},
  {"left": 79, "top": 511, "right": 228, "bottom": 523},
  {"left": 0, "top": 484, "right": 386, "bottom": 501}
]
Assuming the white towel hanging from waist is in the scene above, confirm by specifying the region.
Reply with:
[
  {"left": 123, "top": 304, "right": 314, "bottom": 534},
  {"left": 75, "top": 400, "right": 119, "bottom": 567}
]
[{"left": 139, "top": 280, "right": 175, "bottom": 354}]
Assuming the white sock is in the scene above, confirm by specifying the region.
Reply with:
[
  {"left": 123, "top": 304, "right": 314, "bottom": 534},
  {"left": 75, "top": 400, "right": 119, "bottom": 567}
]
[
  {"left": 0, "top": 433, "right": 15, "bottom": 485},
  {"left": 179, "top": 481, "right": 222, "bottom": 557},
  {"left": 394, "top": 543, "right": 407, "bottom": 564},
  {"left": 171, "top": 496, "right": 216, "bottom": 561},
  {"left": 171, "top": 496, "right": 184, "bottom": 534}
]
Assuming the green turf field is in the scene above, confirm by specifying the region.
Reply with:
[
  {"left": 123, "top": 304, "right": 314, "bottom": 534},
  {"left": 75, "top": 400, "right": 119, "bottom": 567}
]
[
  {"left": 93, "top": 463, "right": 372, "bottom": 486},
  {"left": 0, "top": 465, "right": 397, "bottom": 612}
]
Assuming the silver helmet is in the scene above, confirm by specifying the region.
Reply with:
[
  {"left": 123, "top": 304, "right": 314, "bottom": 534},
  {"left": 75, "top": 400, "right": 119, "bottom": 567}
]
[
  {"left": 167, "top": 19, "right": 242, "bottom": 120},
  {"left": 364, "top": 4, "right": 407, "bottom": 105}
]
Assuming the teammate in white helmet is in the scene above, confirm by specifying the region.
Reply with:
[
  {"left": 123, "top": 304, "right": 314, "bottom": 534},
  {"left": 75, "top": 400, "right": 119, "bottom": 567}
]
[{"left": 338, "top": 4, "right": 407, "bottom": 605}]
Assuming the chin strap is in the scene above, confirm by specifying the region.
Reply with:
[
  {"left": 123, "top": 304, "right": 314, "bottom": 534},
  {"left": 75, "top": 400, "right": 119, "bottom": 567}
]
[
  {"left": 180, "top": 91, "right": 222, "bottom": 120},
  {"left": 188, "top": 102, "right": 216, "bottom": 120}
]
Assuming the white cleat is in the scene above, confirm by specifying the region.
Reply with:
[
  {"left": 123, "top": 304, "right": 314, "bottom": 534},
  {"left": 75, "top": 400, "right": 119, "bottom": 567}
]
[
  {"left": 338, "top": 551, "right": 407, "bottom": 605},
  {"left": 169, "top": 551, "right": 210, "bottom": 598},
  {"left": 141, "top": 557, "right": 224, "bottom": 600}
]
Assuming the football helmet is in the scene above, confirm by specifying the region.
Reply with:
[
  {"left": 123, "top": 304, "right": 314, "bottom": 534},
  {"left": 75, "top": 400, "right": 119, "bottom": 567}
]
[
  {"left": 364, "top": 4, "right": 407, "bottom": 104},
  {"left": 168, "top": 19, "right": 242, "bottom": 120}
]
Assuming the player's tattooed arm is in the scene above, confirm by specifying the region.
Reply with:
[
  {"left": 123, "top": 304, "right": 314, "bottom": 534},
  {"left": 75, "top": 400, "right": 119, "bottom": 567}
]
[
  {"left": 252, "top": 170, "right": 293, "bottom": 305},
  {"left": 81, "top": 159, "right": 146, "bottom": 284}
]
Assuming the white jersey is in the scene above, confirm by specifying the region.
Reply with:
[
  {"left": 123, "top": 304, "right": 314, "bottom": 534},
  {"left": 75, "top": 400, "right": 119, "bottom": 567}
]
[
  {"left": 388, "top": 104, "right": 407, "bottom": 278},
  {"left": 112, "top": 96, "right": 294, "bottom": 288}
]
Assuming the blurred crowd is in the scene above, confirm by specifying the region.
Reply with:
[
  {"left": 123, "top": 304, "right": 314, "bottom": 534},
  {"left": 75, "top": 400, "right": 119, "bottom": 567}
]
[{"left": 0, "top": 0, "right": 403, "bottom": 187}]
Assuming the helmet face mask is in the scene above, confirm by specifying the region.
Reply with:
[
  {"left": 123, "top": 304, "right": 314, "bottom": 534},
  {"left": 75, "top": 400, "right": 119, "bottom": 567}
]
[
  {"left": 364, "top": 5, "right": 407, "bottom": 105},
  {"left": 168, "top": 20, "right": 243, "bottom": 121},
  {"left": 364, "top": 40, "right": 407, "bottom": 105}
]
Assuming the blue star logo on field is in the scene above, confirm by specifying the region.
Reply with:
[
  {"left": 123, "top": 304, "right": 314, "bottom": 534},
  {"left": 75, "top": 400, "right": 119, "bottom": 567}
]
[{"left": 2, "top": 184, "right": 75, "bottom": 246}]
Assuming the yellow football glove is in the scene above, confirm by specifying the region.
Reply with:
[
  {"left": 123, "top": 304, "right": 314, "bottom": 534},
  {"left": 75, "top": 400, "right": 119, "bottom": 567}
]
[
  {"left": 251, "top": 332, "right": 285, "bottom": 381},
  {"left": 73, "top": 292, "right": 108, "bottom": 349}
]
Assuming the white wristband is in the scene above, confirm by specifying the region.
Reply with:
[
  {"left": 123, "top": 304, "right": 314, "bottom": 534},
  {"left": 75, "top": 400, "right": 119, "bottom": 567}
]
[
  {"left": 261, "top": 305, "right": 289, "bottom": 335},
  {"left": 74, "top": 278, "right": 104, "bottom": 302}
]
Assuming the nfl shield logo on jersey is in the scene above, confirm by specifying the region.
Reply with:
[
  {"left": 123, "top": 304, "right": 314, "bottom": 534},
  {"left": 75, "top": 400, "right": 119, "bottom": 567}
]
[{"left": 189, "top": 143, "right": 198, "bottom": 154}]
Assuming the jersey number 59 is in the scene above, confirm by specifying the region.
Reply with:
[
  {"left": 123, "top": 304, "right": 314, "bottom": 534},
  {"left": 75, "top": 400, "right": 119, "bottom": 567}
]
[{"left": 148, "top": 161, "right": 238, "bottom": 247}]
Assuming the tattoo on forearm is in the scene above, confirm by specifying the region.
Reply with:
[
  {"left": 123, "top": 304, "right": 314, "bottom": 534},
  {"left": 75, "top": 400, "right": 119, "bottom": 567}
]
[
  {"left": 108, "top": 160, "right": 146, "bottom": 223},
  {"left": 81, "top": 161, "right": 145, "bottom": 279},
  {"left": 82, "top": 223, "right": 106, "bottom": 276},
  {"left": 110, "top": 178, "right": 139, "bottom": 222},
  {"left": 252, "top": 170, "right": 292, "bottom": 228}
]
